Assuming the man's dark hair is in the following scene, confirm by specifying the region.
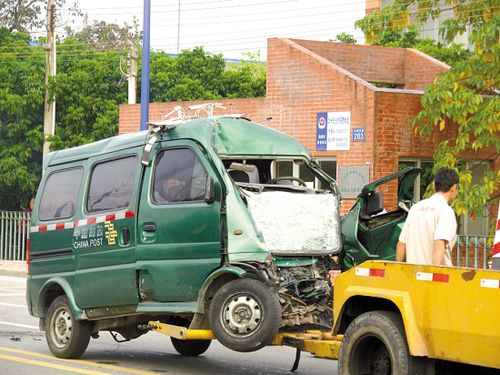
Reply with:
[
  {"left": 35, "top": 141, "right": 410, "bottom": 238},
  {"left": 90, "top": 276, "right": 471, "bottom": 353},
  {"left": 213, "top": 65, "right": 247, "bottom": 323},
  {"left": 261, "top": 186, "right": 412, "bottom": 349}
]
[{"left": 434, "top": 168, "right": 459, "bottom": 193}]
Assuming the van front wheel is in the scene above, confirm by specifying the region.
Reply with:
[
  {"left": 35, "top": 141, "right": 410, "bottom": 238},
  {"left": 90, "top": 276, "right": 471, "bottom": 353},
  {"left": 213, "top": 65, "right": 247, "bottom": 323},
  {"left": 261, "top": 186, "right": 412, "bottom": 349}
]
[
  {"left": 208, "top": 278, "right": 281, "bottom": 352},
  {"left": 46, "top": 295, "right": 92, "bottom": 358}
]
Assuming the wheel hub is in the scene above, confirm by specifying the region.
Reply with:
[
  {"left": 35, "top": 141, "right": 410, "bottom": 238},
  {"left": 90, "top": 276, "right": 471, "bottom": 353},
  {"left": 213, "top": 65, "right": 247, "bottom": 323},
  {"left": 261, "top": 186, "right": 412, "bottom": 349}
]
[
  {"left": 52, "top": 308, "right": 73, "bottom": 348},
  {"left": 224, "top": 295, "right": 262, "bottom": 334}
]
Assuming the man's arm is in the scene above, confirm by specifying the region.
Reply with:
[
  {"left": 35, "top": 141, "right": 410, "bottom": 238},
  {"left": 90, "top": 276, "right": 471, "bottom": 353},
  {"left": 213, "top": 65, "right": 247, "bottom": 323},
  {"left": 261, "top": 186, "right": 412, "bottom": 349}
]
[
  {"left": 432, "top": 240, "right": 447, "bottom": 265},
  {"left": 396, "top": 241, "right": 406, "bottom": 262}
]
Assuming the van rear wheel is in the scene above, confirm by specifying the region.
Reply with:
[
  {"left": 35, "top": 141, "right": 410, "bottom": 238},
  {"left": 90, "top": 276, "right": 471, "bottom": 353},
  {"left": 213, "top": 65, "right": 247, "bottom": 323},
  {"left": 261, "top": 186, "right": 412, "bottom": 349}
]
[
  {"left": 46, "top": 295, "right": 92, "bottom": 358},
  {"left": 171, "top": 337, "right": 211, "bottom": 356},
  {"left": 208, "top": 278, "right": 281, "bottom": 352}
]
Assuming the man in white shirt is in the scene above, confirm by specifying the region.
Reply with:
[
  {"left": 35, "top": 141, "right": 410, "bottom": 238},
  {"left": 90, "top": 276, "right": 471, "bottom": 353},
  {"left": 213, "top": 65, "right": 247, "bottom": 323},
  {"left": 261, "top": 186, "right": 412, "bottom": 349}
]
[{"left": 396, "top": 168, "right": 459, "bottom": 266}]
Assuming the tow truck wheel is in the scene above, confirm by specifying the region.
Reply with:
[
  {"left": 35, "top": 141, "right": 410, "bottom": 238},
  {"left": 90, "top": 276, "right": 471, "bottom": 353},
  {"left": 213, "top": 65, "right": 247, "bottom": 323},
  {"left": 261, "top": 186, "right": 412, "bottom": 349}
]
[
  {"left": 208, "top": 278, "right": 281, "bottom": 352},
  {"left": 339, "top": 310, "right": 419, "bottom": 375},
  {"left": 45, "top": 295, "right": 92, "bottom": 359},
  {"left": 171, "top": 337, "right": 211, "bottom": 356}
]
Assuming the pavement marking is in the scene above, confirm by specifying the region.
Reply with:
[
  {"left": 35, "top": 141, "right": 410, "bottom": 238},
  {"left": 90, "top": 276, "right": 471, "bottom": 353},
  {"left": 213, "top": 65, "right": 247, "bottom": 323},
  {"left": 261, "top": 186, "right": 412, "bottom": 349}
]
[
  {"left": 0, "top": 302, "right": 26, "bottom": 308},
  {"left": 0, "top": 346, "right": 160, "bottom": 375},
  {"left": 0, "top": 353, "right": 111, "bottom": 375},
  {"left": 0, "top": 293, "right": 25, "bottom": 297},
  {"left": 0, "top": 321, "right": 38, "bottom": 329}
]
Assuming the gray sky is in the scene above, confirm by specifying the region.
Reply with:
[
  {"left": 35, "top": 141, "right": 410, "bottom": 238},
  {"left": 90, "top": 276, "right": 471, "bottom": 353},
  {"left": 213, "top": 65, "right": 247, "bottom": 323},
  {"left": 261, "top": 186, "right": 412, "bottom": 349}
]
[{"left": 60, "top": 0, "right": 365, "bottom": 60}]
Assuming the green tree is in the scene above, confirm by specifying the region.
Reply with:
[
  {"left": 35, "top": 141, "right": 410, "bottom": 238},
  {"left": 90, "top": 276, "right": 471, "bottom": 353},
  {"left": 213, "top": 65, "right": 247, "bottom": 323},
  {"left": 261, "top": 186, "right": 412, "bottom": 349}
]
[
  {"left": 0, "top": 28, "right": 44, "bottom": 209},
  {"left": 331, "top": 32, "right": 357, "bottom": 44},
  {"left": 356, "top": 1, "right": 500, "bottom": 219},
  {"left": 0, "top": 30, "right": 127, "bottom": 209}
]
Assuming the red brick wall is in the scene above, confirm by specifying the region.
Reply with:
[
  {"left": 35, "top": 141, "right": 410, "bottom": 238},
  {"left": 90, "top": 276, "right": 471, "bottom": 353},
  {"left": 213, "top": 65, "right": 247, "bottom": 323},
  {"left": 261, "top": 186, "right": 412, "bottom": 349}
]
[
  {"left": 267, "top": 38, "right": 377, "bottom": 213},
  {"left": 374, "top": 90, "right": 498, "bottom": 212},
  {"left": 291, "top": 39, "right": 406, "bottom": 85},
  {"left": 405, "top": 49, "right": 449, "bottom": 90}
]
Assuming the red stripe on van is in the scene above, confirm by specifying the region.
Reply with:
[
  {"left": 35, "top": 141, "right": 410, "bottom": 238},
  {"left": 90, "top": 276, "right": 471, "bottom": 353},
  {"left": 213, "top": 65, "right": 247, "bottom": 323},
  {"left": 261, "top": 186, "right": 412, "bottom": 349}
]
[
  {"left": 55, "top": 223, "right": 65, "bottom": 230},
  {"left": 105, "top": 214, "right": 116, "bottom": 221},
  {"left": 125, "top": 211, "right": 135, "bottom": 218},
  {"left": 38, "top": 225, "right": 47, "bottom": 232},
  {"left": 87, "top": 217, "right": 97, "bottom": 224}
]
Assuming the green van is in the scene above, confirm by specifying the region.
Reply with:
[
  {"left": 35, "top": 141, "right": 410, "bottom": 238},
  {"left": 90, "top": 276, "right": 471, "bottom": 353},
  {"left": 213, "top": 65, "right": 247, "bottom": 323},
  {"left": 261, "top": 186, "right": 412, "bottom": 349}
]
[{"left": 27, "top": 115, "right": 419, "bottom": 358}]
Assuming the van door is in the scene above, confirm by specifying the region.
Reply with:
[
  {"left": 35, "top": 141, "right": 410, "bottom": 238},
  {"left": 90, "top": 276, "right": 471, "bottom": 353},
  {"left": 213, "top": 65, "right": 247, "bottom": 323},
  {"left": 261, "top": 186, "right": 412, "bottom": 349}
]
[
  {"left": 136, "top": 140, "right": 222, "bottom": 302},
  {"left": 74, "top": 153, "right": 141, "bottom": 309}
]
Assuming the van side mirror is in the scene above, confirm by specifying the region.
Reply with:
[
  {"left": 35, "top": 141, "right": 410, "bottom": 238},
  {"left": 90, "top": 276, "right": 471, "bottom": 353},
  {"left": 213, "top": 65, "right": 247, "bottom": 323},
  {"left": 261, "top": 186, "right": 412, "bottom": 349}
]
[{"left": 205, "top": 176, "right": 215, "bottom": 203}]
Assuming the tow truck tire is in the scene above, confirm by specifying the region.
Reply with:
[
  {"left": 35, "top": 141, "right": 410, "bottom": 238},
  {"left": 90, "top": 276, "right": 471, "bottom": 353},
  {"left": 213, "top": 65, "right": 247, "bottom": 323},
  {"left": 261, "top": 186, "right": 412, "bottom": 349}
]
[
  {"left": 339, "top": 310, "right": 419, "bottom": 375},
  {"left": 45, "top": 295, "right": 92, "bottom": 359},
  {"left": 208, "top": 278, "right": 281, "bottom": 352},
  {"left": 171, "top": 337, "right": 211, "bottom": 356}
]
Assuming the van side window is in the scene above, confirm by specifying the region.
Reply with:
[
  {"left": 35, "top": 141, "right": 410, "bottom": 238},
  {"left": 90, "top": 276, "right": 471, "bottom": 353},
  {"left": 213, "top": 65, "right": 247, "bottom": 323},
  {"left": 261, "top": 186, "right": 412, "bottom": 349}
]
[
  {"left": 87, "top": 156, "right": 137, "bottom": 213},
  {"left": 153, "top": 148, "right": 207, "bottom": 204},
  {"left": 39, "top": 168, "right": 83, "bottom": 221}
]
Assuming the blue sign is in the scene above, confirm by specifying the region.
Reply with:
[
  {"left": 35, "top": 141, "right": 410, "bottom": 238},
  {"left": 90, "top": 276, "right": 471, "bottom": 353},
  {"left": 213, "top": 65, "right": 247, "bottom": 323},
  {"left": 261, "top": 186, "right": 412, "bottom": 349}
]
[
  {"left": 316, "top": 112, "right": 328, "bottom": 151},
  {"left": 352, "top": 128, "right": 366, "bottom": 142},
  {"left": 316, "top": 112, "right": 351, "bottom": 151}
]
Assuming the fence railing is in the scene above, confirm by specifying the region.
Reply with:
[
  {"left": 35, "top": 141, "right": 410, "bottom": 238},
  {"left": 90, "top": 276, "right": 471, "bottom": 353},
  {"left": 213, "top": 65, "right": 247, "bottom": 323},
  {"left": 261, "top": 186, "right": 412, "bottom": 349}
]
[
  {"left": 0, "top": 211, "right": 496, "bottom": 269},
  {"left": 0, "top": 211, "right": 31, "bottom": 261},
  {"left": 455, "top": 235, "right": 493, "bottom": 270}
]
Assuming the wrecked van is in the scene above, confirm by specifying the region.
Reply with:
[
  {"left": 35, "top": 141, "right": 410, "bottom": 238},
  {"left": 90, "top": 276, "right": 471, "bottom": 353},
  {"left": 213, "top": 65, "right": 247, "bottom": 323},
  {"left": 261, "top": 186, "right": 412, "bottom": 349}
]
[{"left": 27, "top": 114, "right": 419, "bottom": 358}]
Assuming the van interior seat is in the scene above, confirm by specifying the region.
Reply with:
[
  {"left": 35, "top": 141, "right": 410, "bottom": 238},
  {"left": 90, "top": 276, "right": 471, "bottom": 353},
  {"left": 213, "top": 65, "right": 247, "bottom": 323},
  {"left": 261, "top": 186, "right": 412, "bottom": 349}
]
[{"left": 228, "top": 163, "right": 259, "bottom": 183}]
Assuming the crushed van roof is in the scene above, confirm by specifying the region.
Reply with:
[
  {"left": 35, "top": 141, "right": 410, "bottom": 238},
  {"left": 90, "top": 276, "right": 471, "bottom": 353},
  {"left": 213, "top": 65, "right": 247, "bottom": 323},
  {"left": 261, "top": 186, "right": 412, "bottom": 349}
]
[{"left": 45, "top": 117, "right": 310, "bottom": 167}]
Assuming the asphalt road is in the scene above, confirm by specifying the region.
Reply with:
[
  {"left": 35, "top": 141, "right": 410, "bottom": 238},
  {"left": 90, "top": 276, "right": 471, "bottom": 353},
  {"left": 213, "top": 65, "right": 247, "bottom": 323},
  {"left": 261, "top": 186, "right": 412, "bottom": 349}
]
[{"left": 0, "top": 275, "right": 338, "bottom": 375}]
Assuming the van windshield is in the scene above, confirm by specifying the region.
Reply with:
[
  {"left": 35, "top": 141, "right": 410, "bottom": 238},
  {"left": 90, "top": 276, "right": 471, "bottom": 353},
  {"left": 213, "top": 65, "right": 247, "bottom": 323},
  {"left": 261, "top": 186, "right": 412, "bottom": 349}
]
[{"left": 244, "top": 189, "right": 341, "bottom": 255}]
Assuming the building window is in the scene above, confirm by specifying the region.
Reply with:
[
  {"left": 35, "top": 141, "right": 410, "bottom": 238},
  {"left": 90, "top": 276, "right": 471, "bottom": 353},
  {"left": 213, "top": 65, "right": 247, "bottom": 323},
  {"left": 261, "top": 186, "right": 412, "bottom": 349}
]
[
  {"left": 274, "top": 158, "right": 336, "bottom": 189},
  {"left": 399, "top": 159, "right": 490, "bottom": 236},
  {"left": 39, "top": 168, "right": 83, "bottom": 221},
  {"left": 87, "top": 156, "right": 137, "bottom": 213},
  {"left": 153, "top": 148, "right": 207, "bottom": 204}
]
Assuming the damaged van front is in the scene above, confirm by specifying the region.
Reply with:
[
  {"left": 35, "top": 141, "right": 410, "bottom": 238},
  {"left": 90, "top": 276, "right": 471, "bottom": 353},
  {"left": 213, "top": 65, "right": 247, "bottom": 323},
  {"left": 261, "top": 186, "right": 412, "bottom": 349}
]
[{"left": 191, "top": 116, "right": 343, "bottom": 352}]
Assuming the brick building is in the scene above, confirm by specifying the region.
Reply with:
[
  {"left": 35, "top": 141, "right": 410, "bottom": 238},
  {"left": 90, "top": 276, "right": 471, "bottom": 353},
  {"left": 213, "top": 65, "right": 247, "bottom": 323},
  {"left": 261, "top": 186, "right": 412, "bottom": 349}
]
[{"left": 119, "top": 38, "right": 497, "bottom": 235}]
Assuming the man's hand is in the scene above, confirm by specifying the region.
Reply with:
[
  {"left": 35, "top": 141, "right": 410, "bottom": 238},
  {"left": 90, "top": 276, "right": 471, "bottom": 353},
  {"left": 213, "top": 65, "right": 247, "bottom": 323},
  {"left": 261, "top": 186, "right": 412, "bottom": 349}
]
[
  {"left": 396, "top": 241, "right": 406, "bottom": 262},
  {"left": 433, "top": 240, "right": 447, "bottom": 265}
]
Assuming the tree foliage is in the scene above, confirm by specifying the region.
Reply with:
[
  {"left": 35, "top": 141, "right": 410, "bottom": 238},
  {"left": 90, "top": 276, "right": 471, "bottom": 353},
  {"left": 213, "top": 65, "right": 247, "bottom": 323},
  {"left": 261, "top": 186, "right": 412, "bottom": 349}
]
[
  {"left": 0, "top": 25, "right": 266, "bottom": 210},
  {"left": 331, "top": 32, "right": 357, "bottom": 44},
  {"left": 356, "top": 1, "right": 499, "bottom": 219}
]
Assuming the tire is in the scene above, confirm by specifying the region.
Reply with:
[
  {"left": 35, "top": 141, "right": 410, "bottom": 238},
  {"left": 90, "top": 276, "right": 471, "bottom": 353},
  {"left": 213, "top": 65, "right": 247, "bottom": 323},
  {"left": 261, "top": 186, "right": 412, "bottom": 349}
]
[
  {"left": 208, "top": 278, "right": 281, "bottom": 352},
  {"left": 171, "top": 337, "right": 211, "bottom": 356},
  {"left": 338, "top": 310, "right": 421, "bottom": 375},
  {"left": 45, "top": 295, "right": 92, "bottom": 359}
]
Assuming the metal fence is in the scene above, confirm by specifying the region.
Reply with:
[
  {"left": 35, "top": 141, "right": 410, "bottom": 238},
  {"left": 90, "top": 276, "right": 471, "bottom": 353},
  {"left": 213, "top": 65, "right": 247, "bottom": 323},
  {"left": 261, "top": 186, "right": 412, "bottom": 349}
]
[
  {"left": 0, "top": 211, "right": 496, "bottom": 268},
  {"left": 0, "top": 211, "right": 31, "bottom": 261},
  {"left": 455, "top": 235, "right": 494, "bottom": 269}
]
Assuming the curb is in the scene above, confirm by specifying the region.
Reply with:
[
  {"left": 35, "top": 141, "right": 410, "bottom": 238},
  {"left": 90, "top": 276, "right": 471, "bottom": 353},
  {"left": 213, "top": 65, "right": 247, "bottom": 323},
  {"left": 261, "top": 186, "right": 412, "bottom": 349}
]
[{"left": 0, "top": 261, "right": 27, "bottom": 277}]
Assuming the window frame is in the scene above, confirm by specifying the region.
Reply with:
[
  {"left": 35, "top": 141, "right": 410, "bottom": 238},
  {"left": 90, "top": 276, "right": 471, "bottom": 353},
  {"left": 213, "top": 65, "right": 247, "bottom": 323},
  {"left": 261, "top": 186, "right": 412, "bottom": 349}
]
[
  {"left": 38, "top": 167, "right": 84, "bottom": 221},
  {"left": 85, "top": 154, "right": 139, "bottom": 214},
  {"left": 151, "top": 146, "right": 209, "bottom": 206}
]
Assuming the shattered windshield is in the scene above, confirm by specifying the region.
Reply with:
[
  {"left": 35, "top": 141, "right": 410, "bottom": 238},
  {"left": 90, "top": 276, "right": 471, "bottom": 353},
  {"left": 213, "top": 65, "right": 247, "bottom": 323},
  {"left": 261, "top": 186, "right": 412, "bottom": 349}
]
[{"left": 244, "top": 190, "right": 342, "bottom": 255}]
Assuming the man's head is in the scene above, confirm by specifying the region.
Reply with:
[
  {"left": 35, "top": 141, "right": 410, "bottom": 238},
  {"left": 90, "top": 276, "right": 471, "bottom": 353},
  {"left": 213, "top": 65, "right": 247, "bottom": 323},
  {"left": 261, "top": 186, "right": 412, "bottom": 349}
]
[{"left": 434, "top": 168, "right": 459, "bottom": 202}]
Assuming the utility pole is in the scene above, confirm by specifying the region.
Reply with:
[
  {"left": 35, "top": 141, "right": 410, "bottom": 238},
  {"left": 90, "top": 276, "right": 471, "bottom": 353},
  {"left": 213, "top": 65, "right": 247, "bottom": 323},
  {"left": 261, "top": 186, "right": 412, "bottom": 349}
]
[
  {"left": 43, "top": 0, "right": 56, "bottom": 157},
  {"left": 128, "top": 43, "right": 138, "bottom": 104},
  {"left": 176, "top": 0, "right": 181, "bottom": 54},
  {"left": 140, "top": 0, "right": 151, "bottom": 131}
]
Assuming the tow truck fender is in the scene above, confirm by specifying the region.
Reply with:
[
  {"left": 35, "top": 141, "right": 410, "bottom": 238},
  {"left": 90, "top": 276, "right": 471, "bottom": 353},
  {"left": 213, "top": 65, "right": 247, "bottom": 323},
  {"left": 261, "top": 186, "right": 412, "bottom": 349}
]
[{"left": 334, "top": 286, "right": 429, "bottom": 356}]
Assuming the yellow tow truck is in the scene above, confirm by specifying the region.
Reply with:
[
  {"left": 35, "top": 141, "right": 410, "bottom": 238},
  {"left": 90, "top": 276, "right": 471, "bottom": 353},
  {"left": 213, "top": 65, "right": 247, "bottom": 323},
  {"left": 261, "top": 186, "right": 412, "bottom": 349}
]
[{"left": 147, "top": 261, "right": 500, "bottom": 374}]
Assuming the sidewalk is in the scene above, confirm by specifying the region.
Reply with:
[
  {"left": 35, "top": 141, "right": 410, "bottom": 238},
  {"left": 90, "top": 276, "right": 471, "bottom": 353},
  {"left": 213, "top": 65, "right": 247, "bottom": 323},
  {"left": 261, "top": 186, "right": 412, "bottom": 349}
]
[{"left": 0, "top": 260, "right": 27, "bottom": 277}]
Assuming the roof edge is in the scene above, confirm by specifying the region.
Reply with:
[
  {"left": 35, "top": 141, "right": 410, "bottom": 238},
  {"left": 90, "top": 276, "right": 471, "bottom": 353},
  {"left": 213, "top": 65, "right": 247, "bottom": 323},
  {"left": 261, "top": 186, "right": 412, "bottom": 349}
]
[
  {"left": 277, "top": 38, "right": 379, "bottom": 92},
  {"left": 406, "top": 48, "right": 451, "bottom": 70}
]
